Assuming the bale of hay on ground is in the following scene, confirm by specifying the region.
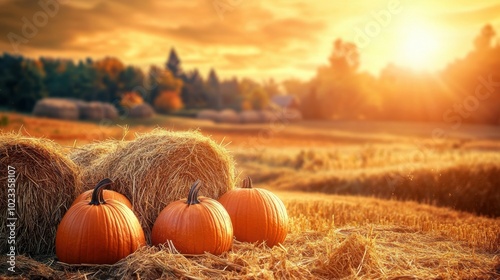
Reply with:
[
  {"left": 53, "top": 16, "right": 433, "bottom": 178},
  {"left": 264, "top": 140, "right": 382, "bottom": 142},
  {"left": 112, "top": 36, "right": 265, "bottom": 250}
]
[
  {"left": 197, "top": 109, "right": 218, "bottom": 121},
  {"left": 281, "top": 108, "right": 303, "bottom": 122},
  {"left": 240, "top": 110, "right": 262, "bottom": 124},
  {"left": 0, "top": 133, "right": 82, "bottom": 255},
  {"left": 80, "top": 102, "right": 105, "bottom": 120},
  {"left": 129, "top": 103, "right": 155, "bottom": 118},
  {"left": 66, "top": 98, "right": 87, "bottom": 117},
  {"left": 32, "top": 98, "right": 79, "bottom": 120},
  {"left": 259, "top": 110, "right": 280, "bottom": 123},
  {"left": 95, "top": 129, "right": 236, "bottom": 242},
  {"left": 101, "top": 103, "right": 119, "bottom": 119},
  {"left": 216, "top": 109, "right": 240, "bottom": 124},
  {"left": 69, "top": 140, "right": 125, "bottom": 187}
]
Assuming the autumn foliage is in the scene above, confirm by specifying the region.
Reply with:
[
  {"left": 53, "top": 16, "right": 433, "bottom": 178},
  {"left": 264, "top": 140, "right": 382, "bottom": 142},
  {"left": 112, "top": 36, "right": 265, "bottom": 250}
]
[
  {"left": 120, "top": 92, "right": 144, "bottom": 109},
  {"left": 154, "top": 91, "right": 183, "bottom": 113}
]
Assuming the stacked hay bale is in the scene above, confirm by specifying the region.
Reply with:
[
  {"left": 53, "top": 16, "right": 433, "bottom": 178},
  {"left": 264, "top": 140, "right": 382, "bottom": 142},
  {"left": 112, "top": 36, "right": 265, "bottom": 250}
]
[
  {"left": 32, "top": 98, "right": 79, "bottom": 120},
  {"left": 80, "top": 102, "right": 105, "bottom": 120},
  {"left": 240, "top": 110, "right": 262, "bottom": 124},
  {"left": 70, "top": 130, "right": 236, "bottom": 242},
  {"left": 68, "top": 99, "right": 87, "bottom": 119},
  {"left": 0, "top": 134, "right": 82, "bottom": 255},
  {"left": 260, "top": 110, "right": 280, "bottom": 123},
  {"left": 129, "top": 103, "right": 155, "bottom": 118},
  {"left": 282, "top": 108, "right": 303, "bottom": 122},
  {"left": 197, "top": 109, "right": 218, "bottom": 122},
  {"left": 216, "top": 109, "right": 240, "bottom": 124},
  {"left": 101, "top": 103, "right": 119, "bottom": 119}
]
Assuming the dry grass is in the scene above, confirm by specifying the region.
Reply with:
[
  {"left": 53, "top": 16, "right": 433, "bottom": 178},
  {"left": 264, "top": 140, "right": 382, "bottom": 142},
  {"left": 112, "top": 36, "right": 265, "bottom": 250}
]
[
  {"left": 69, "top": 140, "right": 126, "bottom": 187},
  {"left": 236, "top": 146, "right": 500, "bottom": 216},
  {"left": 1, "top": 193, "right": 498, "bottom": 279},
  {"left": 0, "top": 133, "right": 82, "bottom": 255},
  {"left": 74, "top": 129, "right": 236, "bottom": 243},
  {"left": 0, "top": 113, "right": 499, "bottom": 279}
]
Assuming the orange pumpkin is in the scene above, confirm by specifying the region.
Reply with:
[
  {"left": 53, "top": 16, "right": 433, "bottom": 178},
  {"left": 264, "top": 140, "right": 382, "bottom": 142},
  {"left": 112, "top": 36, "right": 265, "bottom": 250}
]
[
  {"left": 56, "top": 178, "right": 146, "bottom": 264},
  {"left": 72, "top": 186, "right": 132, "bottom": 209},
  {"left": 218, "top": 176, "right": 288, "bottom": 247},
  {"left": 151, "top": 180, "right": 233, "bottom": 255}
]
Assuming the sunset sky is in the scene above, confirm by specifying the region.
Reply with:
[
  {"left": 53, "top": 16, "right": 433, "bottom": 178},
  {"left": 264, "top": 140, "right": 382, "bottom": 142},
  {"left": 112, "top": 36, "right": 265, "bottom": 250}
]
[{"left": 1, "top": 0, "right": 499, "bottom": 81}]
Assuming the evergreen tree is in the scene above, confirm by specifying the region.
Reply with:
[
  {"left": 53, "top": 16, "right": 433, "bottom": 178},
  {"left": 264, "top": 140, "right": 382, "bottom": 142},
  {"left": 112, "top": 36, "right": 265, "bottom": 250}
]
[
  {"left": 166, "top": 48, "right": 183, "bottom": 78},
  {"left": 0, "top": 55, "right": 46, "bottom": 111},
  {"left": 181, "top": 68, "right": 208, "bottom": 109},
  {"left": 206, "top": 68, "right": 221, "bottom": 109},
  {"left": 220, "top": 77, "right": 241, "bottom": 109}
]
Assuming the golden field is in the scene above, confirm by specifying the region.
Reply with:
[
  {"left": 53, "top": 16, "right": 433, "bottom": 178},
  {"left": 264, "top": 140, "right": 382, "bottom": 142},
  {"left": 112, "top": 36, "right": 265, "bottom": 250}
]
[{"left": 0, "top": 112, "right": 499, "bottom": 279}]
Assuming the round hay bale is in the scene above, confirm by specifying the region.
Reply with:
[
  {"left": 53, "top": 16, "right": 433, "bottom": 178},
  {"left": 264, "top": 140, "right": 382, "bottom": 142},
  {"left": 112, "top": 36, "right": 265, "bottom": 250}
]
[
  {"left": 66, "top": 98, "right": 87, "bottom": 117},
  {"left": 32, "top": 98, "right": 79, "bottom": 120},
  {"left": 240, "top": 110, "right": 262, "bottom": 124},
  {"left": 216, "top": 109, "right": 240, "bottom": 124},
  {"left": 0, "top": 133, "right": 82, "bottom": 255},
  {"left": 197, "top": 109, "right": 218, "bottom": 121},
  {"left": 69, "top": 140, "right": 125, "bottom": 187},
  {"left": 282, "top": 108, "right": 303, "bottom": 122},
  {"left": 129, "top": 103, "right": 155, "bottom": 119},
  {"left": 80, "top": 102, "right": 105, "bottom": 120},
  {"left": 101, "top": 103, "right": 119, "bottom": 119},
  {"left": 94, "top": 129, "right": 236, "bottom": 243},
  {"left": 259, "top": 110, "right": 280, "bottom": 123}
]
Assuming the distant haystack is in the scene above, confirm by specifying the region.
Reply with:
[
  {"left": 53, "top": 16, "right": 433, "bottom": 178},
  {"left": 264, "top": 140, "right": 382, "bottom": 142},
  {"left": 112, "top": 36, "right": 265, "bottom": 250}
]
[
  {"left": 80, "top": 102, "right": 105, "bottom": 120},
  {"left": 282, "top": 108, "right": 303, "bottom": 122},
  {"left": 259, "top": 110, "right": 280, "bottom": 123},
  {"left": 240, "top": 110, "right": 262, "bottom": 124},
  {"left": 32, "top": 98, "right": 79, "bottom": 120},
  {"left": 68, "top": 99, "right": 87, "bottom": 118},
  {"left": 197, "top": 109, "right": 218, "bottom": 122},
  {"left": 101, "top": 103, "right": 119, "bottom": 119},
  {"left": 129, "top": 103, "right": 155, "bottom": 118},
  {"left": 216, "top": 109, "right": 240, "bottom": 124}
]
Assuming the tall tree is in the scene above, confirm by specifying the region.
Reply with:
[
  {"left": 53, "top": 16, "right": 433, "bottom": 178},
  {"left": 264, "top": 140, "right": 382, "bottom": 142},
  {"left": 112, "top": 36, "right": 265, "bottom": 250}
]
[
  {"left": 474, "top": 24, "right": 496, "bottom": 52},
  {"left": 220, "top": 77, "right": 241, "bottom": 109},
  {"left": 312, "top": 39, "right": 363, "bottom": 119},
  {"left": 0, "top": 55, "right": 46, "bottom": 111},
  {"left": 94, "top": 57, "right": 125, "bottom": 103},
  {"left": 262, "top": 78, "right": 280, "bottom": 97},
  {"left": 147, "top": 66, "right": 183, "bottom": 105},
  {"left": 166, "top": 48, "right": 183, "bottom": 78},
  {"left": 181, "top": 68, "right": 207, "bottom": 109},
  {"left": 206, "top": 68, "right": 221, "bottom": 109},
  {"left": 119, "top": 66, "right": 145, "bottom": 93}
]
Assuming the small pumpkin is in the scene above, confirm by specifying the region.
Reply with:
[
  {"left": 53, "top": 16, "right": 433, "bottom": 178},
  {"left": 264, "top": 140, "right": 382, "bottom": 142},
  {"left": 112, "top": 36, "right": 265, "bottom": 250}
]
[
  {"left": 218, "top": 176, "right": 288, "bottom": 247},
  {"left": 56, "top": 178, "right": 146, "bottom": 264},
  {"left": 151, "top": 180, "right": 233, "bottom": 255},
  {"left": 72, "top": 186, "right": 133, "bottom": 209}
]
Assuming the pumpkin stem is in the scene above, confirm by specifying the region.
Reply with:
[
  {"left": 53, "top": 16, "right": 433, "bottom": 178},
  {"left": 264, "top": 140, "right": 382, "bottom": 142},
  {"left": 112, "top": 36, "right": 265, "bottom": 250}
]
[
  {"left": 89, "top": 178, "right": 114, "bottom": 206},
  {"left": 186, "top": 180, "right": 202, "bottom": 205},
  {"left": 242, "top": 176, "right": 253, "bottom": 189}
]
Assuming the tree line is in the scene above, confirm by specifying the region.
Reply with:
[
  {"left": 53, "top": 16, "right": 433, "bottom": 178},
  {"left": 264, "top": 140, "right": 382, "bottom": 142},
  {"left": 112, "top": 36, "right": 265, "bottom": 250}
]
[
  {"left": 285, "top": 24, "right": 500, "bottom": 124},
  {"left": 0, "top": 48, "right": 279, "bottom": 113},
  {"left": 1, "top": 24, "right": 499, "bottom": 124}
]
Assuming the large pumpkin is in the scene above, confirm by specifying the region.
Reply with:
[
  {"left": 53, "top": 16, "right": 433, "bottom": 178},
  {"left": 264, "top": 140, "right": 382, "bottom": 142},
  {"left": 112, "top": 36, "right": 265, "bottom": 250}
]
[
  {"left": 218, "top": 177, "right": 288, "bottom": 247},
  {"left": 151, "top": 180, "right": 233, "bottom": 255},
  {"left": 71, "top": 186, "right": 132, "bottom": 209},
  {"left": 56, "top": 178, "right": 146, "bottom": 264}
]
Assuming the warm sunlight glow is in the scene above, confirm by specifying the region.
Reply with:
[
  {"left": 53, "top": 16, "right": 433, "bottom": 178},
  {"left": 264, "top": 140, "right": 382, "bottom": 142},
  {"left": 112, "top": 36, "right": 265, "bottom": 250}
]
[{"left": 395, "top": 21, "right": 442, "bottom": 70}]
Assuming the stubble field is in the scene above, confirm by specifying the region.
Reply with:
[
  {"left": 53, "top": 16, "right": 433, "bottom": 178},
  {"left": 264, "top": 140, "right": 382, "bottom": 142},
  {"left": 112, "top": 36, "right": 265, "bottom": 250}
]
[{"left": 0, "top": 112, "right": 499, "bottom": 279}]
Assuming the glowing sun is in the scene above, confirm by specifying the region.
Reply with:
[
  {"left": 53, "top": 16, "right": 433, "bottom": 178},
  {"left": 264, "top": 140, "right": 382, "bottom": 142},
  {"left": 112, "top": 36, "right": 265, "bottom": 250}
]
[{"left": 395, "top": 20, "right": 442, "bottom": 70}]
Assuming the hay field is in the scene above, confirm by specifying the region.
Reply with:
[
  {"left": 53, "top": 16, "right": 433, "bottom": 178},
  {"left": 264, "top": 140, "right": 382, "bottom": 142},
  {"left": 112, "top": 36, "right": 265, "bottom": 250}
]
[{"left": 0, "top": 112, "right": 499, "bottom": 279}]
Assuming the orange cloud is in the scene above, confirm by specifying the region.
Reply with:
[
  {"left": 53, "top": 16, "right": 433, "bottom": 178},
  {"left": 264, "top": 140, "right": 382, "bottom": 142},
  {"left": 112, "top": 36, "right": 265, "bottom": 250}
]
[{"left": 0, "top": 0, "right": 499, "bottom": 81}]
